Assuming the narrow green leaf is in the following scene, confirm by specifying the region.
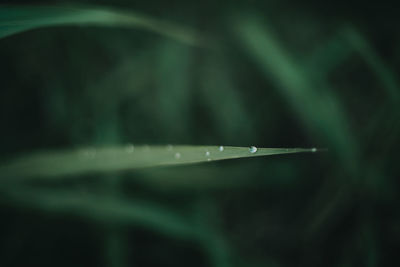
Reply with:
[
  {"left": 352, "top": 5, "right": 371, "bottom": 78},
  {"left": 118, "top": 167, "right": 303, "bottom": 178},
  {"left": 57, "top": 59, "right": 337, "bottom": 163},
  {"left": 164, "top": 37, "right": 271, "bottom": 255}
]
[
  {"left": 0, "top": 145, "right": 315, "bottom": 179},
  {"left": 342, "top": 26, "right": 400, "bottom": 106},
  {"left": 0, "top": 5, "right": 202, "bottom": 45},
  {"left": 234, "top": 17, "right": 359, "bottom": 174},
  {"left": 0, "top": 185, "right": 196, "bottom": 239}
]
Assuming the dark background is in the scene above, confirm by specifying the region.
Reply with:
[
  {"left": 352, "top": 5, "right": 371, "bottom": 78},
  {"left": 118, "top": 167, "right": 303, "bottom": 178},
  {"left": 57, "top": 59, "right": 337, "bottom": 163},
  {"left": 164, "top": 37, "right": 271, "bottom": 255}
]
[{"left": 0, "top": 1, "right": 399, "bottom": 266}]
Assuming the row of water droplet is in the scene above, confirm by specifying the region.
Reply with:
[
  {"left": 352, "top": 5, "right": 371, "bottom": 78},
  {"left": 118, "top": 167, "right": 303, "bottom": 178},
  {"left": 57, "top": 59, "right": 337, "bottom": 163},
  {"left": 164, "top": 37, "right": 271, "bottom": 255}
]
[
  {"left": 80, "top": 144, "right": 263, "bottom": 161},
  {"left": 173, "top": 145, "right": 258, "bottom": 161},
  {"left": 80, "top": 145, "right": 318, "bottom": 161},
  {"left": 83, "top": 144, "right": 257, "bottom": 161}
]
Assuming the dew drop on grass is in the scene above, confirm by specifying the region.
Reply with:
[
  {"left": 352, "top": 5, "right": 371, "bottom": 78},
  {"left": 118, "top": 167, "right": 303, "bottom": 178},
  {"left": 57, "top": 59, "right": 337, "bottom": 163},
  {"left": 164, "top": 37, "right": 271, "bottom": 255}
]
[
  {"left": 312, "top": 147, "right": 317, "bottom": 152},
  {"left": 82, "top": 148, "right": 96, "bottom": 158},
  {"left": 219, "top": 146, "right": 224, "bottom": 152},
  {"left": 205, "top": 151, "right": 210, "bottom": 157},
  {"left": 125, "top": 144, "right": 134, "bottom": 153},
  {"left": 175, "top": 152, "right": 181, "bottom": 159},
  {"left": 249, "top": 146, "right": 257, "bottom": 153}
]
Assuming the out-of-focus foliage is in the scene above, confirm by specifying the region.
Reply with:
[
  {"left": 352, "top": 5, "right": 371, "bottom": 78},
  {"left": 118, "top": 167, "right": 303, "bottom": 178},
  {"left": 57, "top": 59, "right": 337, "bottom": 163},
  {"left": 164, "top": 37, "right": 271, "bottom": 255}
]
[
  {"left": 0, "top": 1, "right": 399, "bottom": 267},
  {"left": 0, "top": 5, "right": 202, "bottom": 45}
]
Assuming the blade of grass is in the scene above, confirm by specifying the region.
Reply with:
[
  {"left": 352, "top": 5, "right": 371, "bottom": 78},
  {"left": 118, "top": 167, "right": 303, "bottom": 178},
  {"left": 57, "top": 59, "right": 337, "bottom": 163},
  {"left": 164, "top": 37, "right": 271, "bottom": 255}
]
[
  {"left": 305, "top": 32, "right": 353, "bottom": 76},
  {"left": 235, "top": 17, "right": 359, "bottom": 174},
  {"left": 156, "top": 40, "right": 193, "bottom": 139},
  {"left": 0, "top": 145, "right": 315, "bottom": 179},
  {"left": 102, "top": 174, "right": 128, "bottom": 267},
  {"left": 194, "top": 197, "right": 232, "bottom": 267},
  {"left": 0, "top": 185, "right": 196, "bottom": 239},
  {"left": 234, "top": 17, "right": 362, "bottom": 242},
  {"left": 200, "top": 55, "right": 256, "bottom": 143},
  {"left": 0, "top": 5, "right": 202, "bottom": 45},
  {"left": 0, "top": 184, "right": 237, "bottom": 265},
  {"left": 342, "top": 27, "right": 400, "bottom": 165},
  {"left": 342, "top": 26, "right": 400, "bottom": 106}
]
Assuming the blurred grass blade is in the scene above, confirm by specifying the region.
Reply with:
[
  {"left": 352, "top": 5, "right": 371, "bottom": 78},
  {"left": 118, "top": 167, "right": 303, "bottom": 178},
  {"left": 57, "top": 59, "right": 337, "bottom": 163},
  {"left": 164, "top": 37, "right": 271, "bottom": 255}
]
[
  {"left": 0, "top": 5, "right": 201, "bottom": 45},
  {"left": 156, "top": 40, "right": 193, "bottom": 138},
  {"left": 342, "top": 26, "right": 400, "bottom": 105},
  {"left": 0, "top": 145, "right": 315, "bottom": 179},
  {"left": 200, "top": 55, "right": 255, "bottom": 142},
  {"left": 235, "top": 17, "right": 359, "bottom": 173},
  {"left": 305, "top": 32, "right": 353, "bottom": 76},
  {"left": 0, "top": 185, "right": 196, "bottom": 239}
]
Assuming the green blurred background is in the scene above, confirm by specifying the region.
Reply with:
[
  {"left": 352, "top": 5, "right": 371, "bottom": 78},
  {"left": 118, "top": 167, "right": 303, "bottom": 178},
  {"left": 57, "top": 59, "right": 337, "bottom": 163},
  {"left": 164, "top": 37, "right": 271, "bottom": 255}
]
[{"left": 0, "top": 0, "right": 399, "bottom": 266}]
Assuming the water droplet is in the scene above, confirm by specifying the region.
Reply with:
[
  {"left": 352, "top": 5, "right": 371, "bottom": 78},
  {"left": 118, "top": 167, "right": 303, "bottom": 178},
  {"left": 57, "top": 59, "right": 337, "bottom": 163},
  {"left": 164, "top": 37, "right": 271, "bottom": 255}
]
[
  {"left": 207, "top": 158, "right": 212, "bottom": 162},
  {"left": 175, "top": 152, "right": 181, "bottom": 159},
  {"left": 219, "top": 146, "right": 224, "bottom": 152},
  {"left": 125, "top": 144, "right": 134, "bottom": 153},
  {"left": 167, "top": 144, "right": 173, "bottom": 151},
  {"left": 82, "top": 148, "right": 96, "bottom": 158},
  {"left": 249, "top": 146, "right": 257, "bottom": 153},
  {"left": 312, "top": 147, "right": 317, "bottom": 152},
  {"left": 205, "top": 151, "right": 210, "bottom": 157}
]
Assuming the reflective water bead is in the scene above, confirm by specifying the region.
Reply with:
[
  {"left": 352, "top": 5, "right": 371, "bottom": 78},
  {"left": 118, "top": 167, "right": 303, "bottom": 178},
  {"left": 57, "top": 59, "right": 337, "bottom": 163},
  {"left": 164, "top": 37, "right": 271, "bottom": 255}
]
[
  {"left": 125, "top": 144, "right": 134, "bottom": 153},
  {"left": 249, "top": 146, "right": 257, "bottom": 153}
]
